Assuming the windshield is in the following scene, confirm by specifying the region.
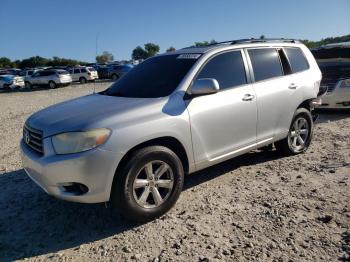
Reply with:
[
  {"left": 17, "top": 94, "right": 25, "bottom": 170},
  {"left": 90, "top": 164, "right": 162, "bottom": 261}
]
[{"left": 105, "top": 54, "right": 198, "bottom": 98}]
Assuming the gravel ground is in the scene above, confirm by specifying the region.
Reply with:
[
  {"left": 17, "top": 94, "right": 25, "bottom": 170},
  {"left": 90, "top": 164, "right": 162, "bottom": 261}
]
[{"left": 0, "top": 83, "right": 349, "bottom": 262}]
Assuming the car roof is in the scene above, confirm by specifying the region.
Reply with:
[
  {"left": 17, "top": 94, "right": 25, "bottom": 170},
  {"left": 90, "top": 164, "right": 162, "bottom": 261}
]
[{"left": 0, "top": 74, "right": 14, "bottom": 78}]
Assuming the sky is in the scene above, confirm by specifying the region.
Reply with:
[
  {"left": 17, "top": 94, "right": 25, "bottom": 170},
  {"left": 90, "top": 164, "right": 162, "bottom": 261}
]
[{"left": 1, "top": 0, "right": 349, "bottom": 62}]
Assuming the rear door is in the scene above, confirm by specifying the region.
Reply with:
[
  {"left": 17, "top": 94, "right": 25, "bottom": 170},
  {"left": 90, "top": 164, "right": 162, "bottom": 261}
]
[
  {"left": 31, "top": 71, "right": 43, "bottom": 85},
  {"left": 73, "top": 68, "right": 81, "bottom": 81},
  {"left": 186, "top": 50, "right": 257, "bottom": 166},
  {"left": 246, "top": 47, "right": 296, "bottom": 143}
]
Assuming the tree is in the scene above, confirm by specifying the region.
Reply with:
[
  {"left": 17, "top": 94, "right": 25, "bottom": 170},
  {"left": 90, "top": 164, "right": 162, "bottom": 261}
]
[
  {"left": 18, "top": 56, "right": 49, "bottom": 69},
  {"left": 259, "top": 35, "right": 265, "bottom": 39},
  {"left": 131, "top": 43, "right": 160, "bottom": 60},
  {"left": 144, "top": 43, "right": 160, "bottom": 57},
  {"left": 194, "top": 39, "right": 217, "bottom": 47},
  {"left": 166, "top": 47, "right": 176, "bottom": 52},
  {"left": 132, "top": 46, "right": 149, "bottom": 60},
  {"left": 0, "top": 57, "right": 15, "bottom": 68},
  {"left": 96, "top": 51, "right": 114, "bottom": 64}
]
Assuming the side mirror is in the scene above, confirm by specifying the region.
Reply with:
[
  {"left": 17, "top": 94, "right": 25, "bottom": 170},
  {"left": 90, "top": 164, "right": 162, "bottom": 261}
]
[{"left": 190, "top": 78, "right": 219, "bottom": 97}]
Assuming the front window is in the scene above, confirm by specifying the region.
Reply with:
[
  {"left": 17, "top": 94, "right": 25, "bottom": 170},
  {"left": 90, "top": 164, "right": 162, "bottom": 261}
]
[
  {"left": 105, "top": 54, "right": 199, "bottom": 98},
  {"left": 196, "top": 51, "right": 247, "bottom": 90}
]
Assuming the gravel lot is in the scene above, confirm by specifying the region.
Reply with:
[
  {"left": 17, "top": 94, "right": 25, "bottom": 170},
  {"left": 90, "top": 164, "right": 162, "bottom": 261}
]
[{"left": 0, "top": 83, "right": 349, "bottom": 261}]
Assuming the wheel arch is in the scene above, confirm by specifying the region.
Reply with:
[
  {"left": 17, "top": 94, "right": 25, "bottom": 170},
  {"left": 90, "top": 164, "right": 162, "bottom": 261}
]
[
  {"left": 115, "top": 136, "right": 190, "bottom": 176},
  {"left": 297, "top": 98, "right": 313, "bottom": 111}
]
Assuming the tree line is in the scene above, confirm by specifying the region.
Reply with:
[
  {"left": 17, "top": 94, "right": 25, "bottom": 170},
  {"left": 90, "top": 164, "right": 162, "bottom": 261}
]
[
  {"left": 1, "top": 34, "right": 349, "bottom": 69},
  {"left": 0, "top": 56, "right": 88, "bottom": 69}
]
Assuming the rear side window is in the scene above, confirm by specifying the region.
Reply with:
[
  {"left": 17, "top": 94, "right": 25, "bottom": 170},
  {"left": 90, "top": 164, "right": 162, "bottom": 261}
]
[
  {"left": 284, "top": 47, "right": 309, "bottom": 73},
  {"left": 81, "top": 68, "right": 87, "bottom": 73},
  {"left": 74, "top": 69, "right": 81, "bottom": 74},
  {"left": 40, "top": 71, "right": 52, "bottom": 76},
  {"left": 196, "top": 51, "right": 247, "bottom": 90},
  {"left": 248, "top": 48, "right": 283, "bottom": 82}
]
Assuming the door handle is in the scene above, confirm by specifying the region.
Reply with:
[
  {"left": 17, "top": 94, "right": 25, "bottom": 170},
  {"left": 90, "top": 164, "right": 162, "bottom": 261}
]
[
  {"left": 242, "top": 94, "right": 255, "bottom": 101},
  {"left": 288, "top": 83, "right": 298, "bottom": 89}
]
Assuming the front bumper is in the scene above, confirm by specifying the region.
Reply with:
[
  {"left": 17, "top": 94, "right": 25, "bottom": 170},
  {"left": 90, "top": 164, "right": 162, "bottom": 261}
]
[
  {"left": 8, "top": 81, "right": 24, "bottom": 88},
  {"left": 20, "top": 139, "right": 121, "bottom": 203}
]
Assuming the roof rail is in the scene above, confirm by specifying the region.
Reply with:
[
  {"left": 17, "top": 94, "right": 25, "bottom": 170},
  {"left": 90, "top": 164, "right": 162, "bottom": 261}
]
[
  {"left": 181, "top": 38, "right": 300, "bottom": 50},
  {"left": 207, "top": 38, "right": 300, "bottom": 46}
]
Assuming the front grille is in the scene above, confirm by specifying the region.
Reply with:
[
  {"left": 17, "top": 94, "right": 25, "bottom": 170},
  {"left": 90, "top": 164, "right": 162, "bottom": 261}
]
[{"left": 23, "top": 124, "right": 44, "bottom": 155}]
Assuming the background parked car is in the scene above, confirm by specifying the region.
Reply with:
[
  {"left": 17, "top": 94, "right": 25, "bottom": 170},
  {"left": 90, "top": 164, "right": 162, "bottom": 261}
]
[
  {"left": 312, "top": 42, "right": 350, "bottom": 109},
  {"left": 97, "top": 64, "right": 133, "bottom": 81},
  {"left": 25, "top": 69, "right": 72, "bottom": 89},
  {"left": 0, "top": 75, "right": 24, "bottom": 90},
  {"left": 19, "top": 69, "right": 38, "bottom": 81},
  {"left": 0, "top": 69, "right": 21, "bottom": 76},
  {"left": 68, "top": 66, "right": 98, "bottom": 83},
  {"left": 0, "top": 68, "right": 22, "bottom": 76}
]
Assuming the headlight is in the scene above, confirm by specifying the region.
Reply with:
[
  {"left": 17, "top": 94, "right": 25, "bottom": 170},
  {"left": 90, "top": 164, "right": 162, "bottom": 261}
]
[
  {"left": 340, "top": 79, "right": 350, "bottom": 88},
  {"left": 52, "top": 128, "right": 111, "bottom": 154}
]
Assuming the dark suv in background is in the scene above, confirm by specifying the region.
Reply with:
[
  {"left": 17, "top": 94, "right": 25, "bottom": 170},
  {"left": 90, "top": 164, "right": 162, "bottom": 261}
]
[{"left": 97, "top": 64, "right": 133, "bottom": 81}]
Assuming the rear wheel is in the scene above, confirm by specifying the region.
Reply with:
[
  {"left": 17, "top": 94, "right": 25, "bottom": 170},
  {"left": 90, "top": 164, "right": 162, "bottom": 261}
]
[
  {"left": 111, "top": 146, "right": 184, "bottom": 222},
  {"left": 49, "top": 81, "right": 57, "bottom": 89},
  {"left": 79, "top": 77, "right": 87, "bottom": 84},
  {"left": 275, "top": 108, "right": 313, "bottom": 155}
]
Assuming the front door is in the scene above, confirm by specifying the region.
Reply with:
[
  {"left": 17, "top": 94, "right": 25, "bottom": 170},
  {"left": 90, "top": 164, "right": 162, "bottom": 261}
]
[{"left": 186, "top": 50, "right": 257, "bottom": 167}]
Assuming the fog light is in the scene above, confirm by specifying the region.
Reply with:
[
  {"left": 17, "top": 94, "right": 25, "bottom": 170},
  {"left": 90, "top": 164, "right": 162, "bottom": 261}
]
[{"left": 60, "top": 183, "right": 89, "bottom": 195}]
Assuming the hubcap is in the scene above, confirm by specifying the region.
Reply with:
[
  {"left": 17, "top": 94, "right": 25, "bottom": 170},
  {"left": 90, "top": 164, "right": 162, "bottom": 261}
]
[
  {"left": 132, "top": 160, "right": 174, "bottom": 209},
  {"left": 289, "top": 117, "right": 309, "bottom": 151}
]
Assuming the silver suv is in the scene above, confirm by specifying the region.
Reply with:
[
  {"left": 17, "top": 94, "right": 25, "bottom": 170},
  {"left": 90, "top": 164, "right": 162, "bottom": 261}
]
[
  {"left": 25, "top": 69, "right": 72, "bottom": 89},
  {"left": 21, "top": 39, "right": 321, "bottom": 221}
]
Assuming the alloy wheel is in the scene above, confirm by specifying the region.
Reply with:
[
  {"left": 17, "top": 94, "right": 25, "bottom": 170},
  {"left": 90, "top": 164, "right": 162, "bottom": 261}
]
[
  {"left": 289, "top": 117, "right": 309, "bottom": 152},
  {"left": 132, "top": 160, "right": 174, "bottom": 209}
]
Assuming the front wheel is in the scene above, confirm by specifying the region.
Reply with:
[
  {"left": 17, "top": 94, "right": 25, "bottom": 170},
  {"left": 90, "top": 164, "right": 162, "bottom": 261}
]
[
  {"left": 49, "top": 81, "right": 57, "bottom": 89},
  {"left": 275, "top": 108, "right": 313, "bottom": 155},
  {"left": 25, "top": 81, "right": 32, "bottom": 89},
  {"left": 111, "top": 146, "right": 184, "bottom": 222}
]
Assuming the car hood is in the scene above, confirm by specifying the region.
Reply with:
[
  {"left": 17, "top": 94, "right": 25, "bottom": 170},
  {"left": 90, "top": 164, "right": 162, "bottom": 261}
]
[{"left": 26, "top": 93, "right": 163, "bottom": 137}]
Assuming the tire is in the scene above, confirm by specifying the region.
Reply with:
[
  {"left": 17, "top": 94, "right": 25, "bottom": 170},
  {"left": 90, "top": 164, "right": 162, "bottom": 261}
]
[
  {"left": 111, "top": 146, "right": 184, "bottom": 222},
  {"left": 49, "top": 81, "right": 57, "bottom": 89},
  {"left": 79, "top": 77, "right": 87, "bottom": 84},
  {"left": 111, "top": 74, "right": 119, "bottom": 81},
  {"left": 275, "top": 108, "right": 313, "bottom": 155},
  {"left": 25, "top": 81, "right": 32, "bottom": 89}
]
